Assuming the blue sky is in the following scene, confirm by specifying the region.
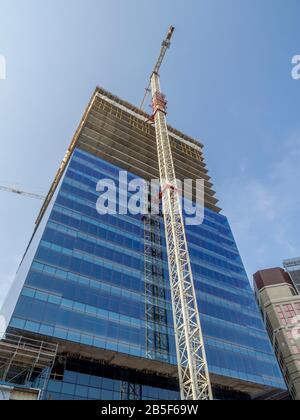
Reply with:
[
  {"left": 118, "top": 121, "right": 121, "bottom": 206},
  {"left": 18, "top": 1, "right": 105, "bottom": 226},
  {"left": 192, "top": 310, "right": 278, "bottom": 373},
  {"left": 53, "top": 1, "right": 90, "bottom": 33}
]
[{"left": 0, "top": 0, "right": 299, "bottom": 305}]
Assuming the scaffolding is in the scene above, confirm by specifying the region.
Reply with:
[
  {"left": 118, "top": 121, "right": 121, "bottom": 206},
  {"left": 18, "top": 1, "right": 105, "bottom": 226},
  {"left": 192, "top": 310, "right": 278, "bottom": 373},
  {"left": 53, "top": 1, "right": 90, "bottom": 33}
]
[
  {"left": 0, "top": 332, "right": 58, "bottom": 399},
  {"left": 144, "top": 191, "right": 170, "bottom": 362},
  {"left": 120, "top": 381, "right": 141, "bottom": 400}
]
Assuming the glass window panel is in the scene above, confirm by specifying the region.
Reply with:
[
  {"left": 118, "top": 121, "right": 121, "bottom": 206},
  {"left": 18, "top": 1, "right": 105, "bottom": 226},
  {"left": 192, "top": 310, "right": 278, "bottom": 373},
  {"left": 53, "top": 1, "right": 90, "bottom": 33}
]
[
  {"left": 75, "top": 385, "right": 89, "bottom": 398},
  {"left": 61, "top": 382, "right": 76, "bottom": 395}
]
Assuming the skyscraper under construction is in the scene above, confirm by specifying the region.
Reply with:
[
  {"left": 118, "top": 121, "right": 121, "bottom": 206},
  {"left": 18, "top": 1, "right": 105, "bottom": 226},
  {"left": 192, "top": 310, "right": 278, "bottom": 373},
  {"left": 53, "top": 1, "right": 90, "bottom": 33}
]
[{"left": 1, "top": 86, "right": 286, "bottom": 400}]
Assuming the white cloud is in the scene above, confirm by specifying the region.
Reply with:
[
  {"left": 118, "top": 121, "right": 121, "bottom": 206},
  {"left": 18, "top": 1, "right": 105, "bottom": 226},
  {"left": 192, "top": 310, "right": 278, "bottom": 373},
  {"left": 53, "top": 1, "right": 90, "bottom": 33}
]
[{"left": 219, "top": 133, "right": 300, "bottom": 278}]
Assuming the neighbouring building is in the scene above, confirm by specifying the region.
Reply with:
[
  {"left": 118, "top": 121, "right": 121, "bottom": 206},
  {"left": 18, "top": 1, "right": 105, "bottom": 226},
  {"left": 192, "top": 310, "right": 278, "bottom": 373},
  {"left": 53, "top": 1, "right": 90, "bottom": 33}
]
[
  {"left": 284, "top": 258, "right": 300, "bottom": 294},
  {"left": 0, "top": 87, "right": 286, "bottom": 400},
  {"left": 254, "top": 267, "right": 300, "bottom": 400}
]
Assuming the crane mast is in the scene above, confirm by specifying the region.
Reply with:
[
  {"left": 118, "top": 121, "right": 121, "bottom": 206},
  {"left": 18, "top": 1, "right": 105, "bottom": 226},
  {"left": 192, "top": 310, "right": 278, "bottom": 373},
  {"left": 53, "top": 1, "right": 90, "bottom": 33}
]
[{"left": 148, "top": 27, "right": 212, "bottom": 400}]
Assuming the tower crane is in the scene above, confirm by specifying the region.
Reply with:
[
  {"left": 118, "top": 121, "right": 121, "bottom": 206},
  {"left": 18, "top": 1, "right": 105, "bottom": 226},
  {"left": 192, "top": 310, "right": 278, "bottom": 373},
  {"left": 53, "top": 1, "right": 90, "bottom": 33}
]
[
  {"left": 0, "top": 27, "right": 212, "bottom": 400},
  {"left": 144, "top": 26, "right": 212, "bottom": 400},
  {"left": 0, "top": 185, "right": 45, "bottom": 200}
]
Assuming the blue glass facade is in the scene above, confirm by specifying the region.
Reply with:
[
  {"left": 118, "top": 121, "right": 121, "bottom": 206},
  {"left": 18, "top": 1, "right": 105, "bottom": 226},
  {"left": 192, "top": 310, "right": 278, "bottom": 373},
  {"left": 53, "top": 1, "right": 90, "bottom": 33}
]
[
  {"left": 42, "top": 366, "right": 180, "bottom": 401},
  {"left": 8, "top": 148, "right": 286, "bottom": 399}
]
